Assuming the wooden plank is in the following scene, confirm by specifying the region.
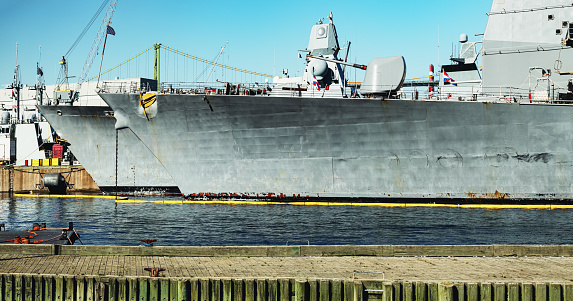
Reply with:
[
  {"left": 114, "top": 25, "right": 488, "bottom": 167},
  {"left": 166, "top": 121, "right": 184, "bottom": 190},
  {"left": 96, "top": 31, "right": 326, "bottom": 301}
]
[
  {"left": 309, "top": 280, "right": 319, "bottom": 301},
  {"left": 44, "top": 276, "right": 53, "bottom": 301},
  {"left": 279, "top": 279, "right": 290, "bottom": 301},
  {"left": 520, "top": 283, "right": 533, "bottom": 301},
  {"left": 465, "top": 283, "right": 479, "bottom": 301},
  {"left": 178, "top": 279, "right": 189, "bottom": 301},
  {"left": 353, "top": 281, "right": 363, "bottom": 301},
  {"left": 319, "top": 280, "right": 329, "bottom": 301},
  {"left": 117, "top": 278, "right": 127, "bottom": 301},
  {"left": 160, "top": 279, "right": 170, "bottom": 301},
  {"left": 415, "top": 282, "right": 428, "bottom": 301},
  {"left": 437, "top": 284, "right": 452, "bottom": 301},
  {"left": 256, "top": 279, "right": 267, "bottom": 301},
  {"left": 222, "top": 279, "right": 232, "bottom": 301},
  {"left": 507, "top": 283, "right": 519, "bottom": 301},
  {"left": 563, "top": 284, "right": 573, "bottom": 301},
  {"left": 170, "top": 279, "right": 179, "bottom": 301},
  {"left": 54, "top": 276, "right": 64, "bottom": 301},
  {"left": 189, "top": 279, "right": 199, "bottom": 301},
  {"left": 564, "top": 284, "right": 573, "bottom": 301},
  {"left": 94, "top": 280, "right": 106, "bottom": 301},
  {"left": 535, "top": 283, "right": 547, "bottom": 301},
  {"left": 109, "top": 278, "right": 118, "bottom": 301},
  {"left": 294, "top": 280, "right": 306, "bottom": 301},
  {"left": 23, "top": 274, "right": 32, "bottom": 301},
  {"left": 480, "top": 283, "right": 492, "bottom": 301},
  {"left": 232, "top": 279, "right": 244, "bottom": 301},
  {"left": 331, "top": 280, "right": 342, "bottom": 301},
  {"left": 453, "top": 284, "right": 464, "bottom": 301},
  {"left": 0, "top": 273, "right": 4, "bottom": 301},
  {"left": 12, "top": 275, "right": 24, "bottom": 301},
  {"left": 65, "top": 276, "right": 75, "bottom": 301},
  {"left": 549, "top": 283, "right": 562, "bottom": 301},
  {"left": 13, "top": 274, "right": 22, "bottom": 301},
  {"left": 428, "top": 283, "right": 438, "bottom": 301},
  {"left": 393, "top": 283, "right": 402, "bottom": 301},
  {"left": 86, "top": 277, "right": 95, "bottom": 301},
  {"left": 402, "top": 282, "right": 413, "bottom": 301},
  {"left": 76, "top": 276, "right": 86, "bottom": 301},
  {"left": 139, "top": 278, "right": 149, "bottom": 301},
  {"left": 128, "top": 277, "right": 138, "bottom": 301},
  {"left": 267, "top": 279, "right": 278, "bottom": 301},
  {"left": 200, "top": 279, "right": 210, "bottom": 301},
  {"left": 149, "top": 279, "right": 159, "bottom": 301},
  {"left": 33, "top": 276, "right": 43, "bottom": 301},
  {"left": 244, "top": 279, "right": 255, "bottom": 301},
  {"left": 343, "top": 281, "right": 353, "bottom": 301},
  {"left": 492, "top": 283, "right": 504, "bottom": 301}
]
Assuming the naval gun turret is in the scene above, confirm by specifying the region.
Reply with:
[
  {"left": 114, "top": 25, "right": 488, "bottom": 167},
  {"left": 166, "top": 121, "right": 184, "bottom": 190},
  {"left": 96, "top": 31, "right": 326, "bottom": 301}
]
[{"left": 271, "top": 12, "right": 406, "bottom": 98}]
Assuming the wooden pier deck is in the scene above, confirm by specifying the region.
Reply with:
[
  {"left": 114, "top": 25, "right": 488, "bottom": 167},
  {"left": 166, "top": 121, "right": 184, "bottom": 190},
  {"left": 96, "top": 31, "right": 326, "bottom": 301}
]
[
  {"left": 1, "top": 246, "right": 573, "bottom": 301},
  {"left": 1, "top": 245, "right": 573, "bottom": 282}
]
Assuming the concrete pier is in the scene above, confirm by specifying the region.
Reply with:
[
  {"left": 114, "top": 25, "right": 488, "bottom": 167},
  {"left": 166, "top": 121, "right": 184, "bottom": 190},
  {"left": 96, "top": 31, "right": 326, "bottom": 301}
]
[
  {"left": 0, "top": 166, "right": 99, "bottom": 193},
  {"left": 0, "top": 245, "right": 572, "bottom": 300}
]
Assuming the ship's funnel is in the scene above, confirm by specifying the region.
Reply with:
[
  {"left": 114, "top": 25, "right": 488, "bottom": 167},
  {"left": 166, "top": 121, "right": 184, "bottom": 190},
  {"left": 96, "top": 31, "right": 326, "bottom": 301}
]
[{"left": 361, "top": 56, "right": 406, "bottom": 97}]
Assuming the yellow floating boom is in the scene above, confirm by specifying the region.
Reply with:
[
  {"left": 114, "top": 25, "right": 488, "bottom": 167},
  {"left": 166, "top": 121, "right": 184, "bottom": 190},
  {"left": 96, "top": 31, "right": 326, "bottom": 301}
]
[{"left": 15, "top": 193, "right": 128, "bottom": 200}]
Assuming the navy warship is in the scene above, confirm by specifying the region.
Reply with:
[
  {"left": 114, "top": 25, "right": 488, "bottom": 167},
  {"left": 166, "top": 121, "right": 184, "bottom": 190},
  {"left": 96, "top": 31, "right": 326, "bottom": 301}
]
[
  {"left": 67, "top": 0, "right": 573, "bottom": 201},
  {"left": 34, "top": 0, "right": 180, "bottom": 195},
  {"left": 37, "top": 79, "right": 180, "bottom": 195}
]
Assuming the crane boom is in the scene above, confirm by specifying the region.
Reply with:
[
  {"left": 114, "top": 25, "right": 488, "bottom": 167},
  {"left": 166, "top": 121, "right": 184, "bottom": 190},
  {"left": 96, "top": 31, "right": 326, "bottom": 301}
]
[
  {"left": 75, "top": 0, "right": 117, "bottom": 92},
  {"left": 205, "top": 41, "right": 229, "bottom": 83}
]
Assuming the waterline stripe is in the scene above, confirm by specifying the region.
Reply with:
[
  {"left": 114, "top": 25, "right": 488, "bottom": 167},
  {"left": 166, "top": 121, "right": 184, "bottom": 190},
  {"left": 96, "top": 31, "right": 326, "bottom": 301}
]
[{"left": 115, "top": 199, "right": 573, "bottom": 209}]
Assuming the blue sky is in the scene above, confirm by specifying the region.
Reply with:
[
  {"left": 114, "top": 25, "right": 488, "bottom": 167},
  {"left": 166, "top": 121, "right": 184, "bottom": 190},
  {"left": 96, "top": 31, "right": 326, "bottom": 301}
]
[{"left": 1, "top": 0, "right": 492, "bottom": 87}]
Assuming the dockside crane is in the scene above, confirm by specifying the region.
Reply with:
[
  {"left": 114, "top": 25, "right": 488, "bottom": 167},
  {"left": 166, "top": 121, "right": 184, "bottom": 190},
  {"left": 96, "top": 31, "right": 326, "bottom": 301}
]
[
  {"left": 54, "top": 0, "right": 118, "bottom": 105},
  {"left": 195, "top": 41, "right": 229, "bottom": 84}
]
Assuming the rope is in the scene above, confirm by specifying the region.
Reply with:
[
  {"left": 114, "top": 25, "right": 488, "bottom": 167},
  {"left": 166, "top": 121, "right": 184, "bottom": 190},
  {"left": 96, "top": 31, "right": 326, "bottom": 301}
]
[
  {"left": 89, "top": 43, "right": 274, "bottom": 84},
  {"left": 0, "top": 231, "right": 63, "bottom": 244},
  {"left": 161, "top": 44, "right": 275, "bottom": 78},
  {"left": 87, "top": 45, "right": 155, "bottom": 82},
  {"left": 64, "top": 0, "right": 110, "bottom": 58},
  {"left": 17, "top": 141, "right": 46, "bottom": 163}
]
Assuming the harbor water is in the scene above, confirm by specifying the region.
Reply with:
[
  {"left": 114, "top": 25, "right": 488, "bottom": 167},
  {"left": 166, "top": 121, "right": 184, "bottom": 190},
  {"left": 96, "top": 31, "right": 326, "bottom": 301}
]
[{"left": 1, "top": 195, "right": 573, "bottom": 246}]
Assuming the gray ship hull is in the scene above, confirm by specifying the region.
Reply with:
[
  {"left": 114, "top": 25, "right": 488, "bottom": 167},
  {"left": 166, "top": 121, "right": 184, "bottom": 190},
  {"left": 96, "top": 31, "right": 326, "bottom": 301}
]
[
  {"left": 100, "top": 93, "right": 573, "bottom": 201},
  {"left": 38, "top": 105, "right": 180, "bottom": 195}
]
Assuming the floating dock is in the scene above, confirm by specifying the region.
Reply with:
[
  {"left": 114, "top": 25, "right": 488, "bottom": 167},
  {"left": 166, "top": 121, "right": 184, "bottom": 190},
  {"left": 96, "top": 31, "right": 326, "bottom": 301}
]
[
  {"left": 0, "top": 245, "right": 572, "bottom": 300},
  {"left": 0, "top": 223, "right": 81, "bottom": 245}
]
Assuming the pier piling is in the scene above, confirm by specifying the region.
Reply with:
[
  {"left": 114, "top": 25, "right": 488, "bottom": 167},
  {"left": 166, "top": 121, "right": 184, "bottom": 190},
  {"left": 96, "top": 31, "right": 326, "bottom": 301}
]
[{"left": 0, "top": 274, "right": 572, "bottom": 301}]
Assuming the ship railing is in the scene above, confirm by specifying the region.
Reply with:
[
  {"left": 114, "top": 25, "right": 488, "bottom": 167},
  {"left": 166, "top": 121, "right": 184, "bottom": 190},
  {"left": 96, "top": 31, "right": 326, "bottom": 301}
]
[
  {"left": 479, "top": 85, "right": 573, "bottom": 104},
  {"left": 99, "top": 81, "right": 153, "bottom": 94},
  {"left": 398, "top": 84, "right": 573, "bottom": 104},
  {"left": 159, "top": 81, "right": 272, "bottom": 96}
]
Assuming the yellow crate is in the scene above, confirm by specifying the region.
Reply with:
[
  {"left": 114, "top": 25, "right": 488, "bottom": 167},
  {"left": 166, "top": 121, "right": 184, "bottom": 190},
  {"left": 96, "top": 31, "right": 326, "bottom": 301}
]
[
  {"left": 41, "top": 159, "right": 50, "bottom": 166},
  {"left": 32, "top": 159, "right": 40, "bottom": 166},
  {"left": 50, "top": 158, "right": 61, "bottom": 166}
]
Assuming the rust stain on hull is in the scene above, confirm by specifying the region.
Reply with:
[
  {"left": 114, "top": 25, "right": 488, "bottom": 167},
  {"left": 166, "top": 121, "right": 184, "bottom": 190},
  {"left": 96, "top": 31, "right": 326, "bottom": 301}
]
[{"left": 466, "top": 190, "right": 509, "bottom": 200}]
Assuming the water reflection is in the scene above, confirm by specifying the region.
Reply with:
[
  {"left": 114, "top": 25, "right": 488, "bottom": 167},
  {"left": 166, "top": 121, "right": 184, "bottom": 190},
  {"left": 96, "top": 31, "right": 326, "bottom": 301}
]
[{"left": 1, "top": 196, "right": 572, "bottom": 246}]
